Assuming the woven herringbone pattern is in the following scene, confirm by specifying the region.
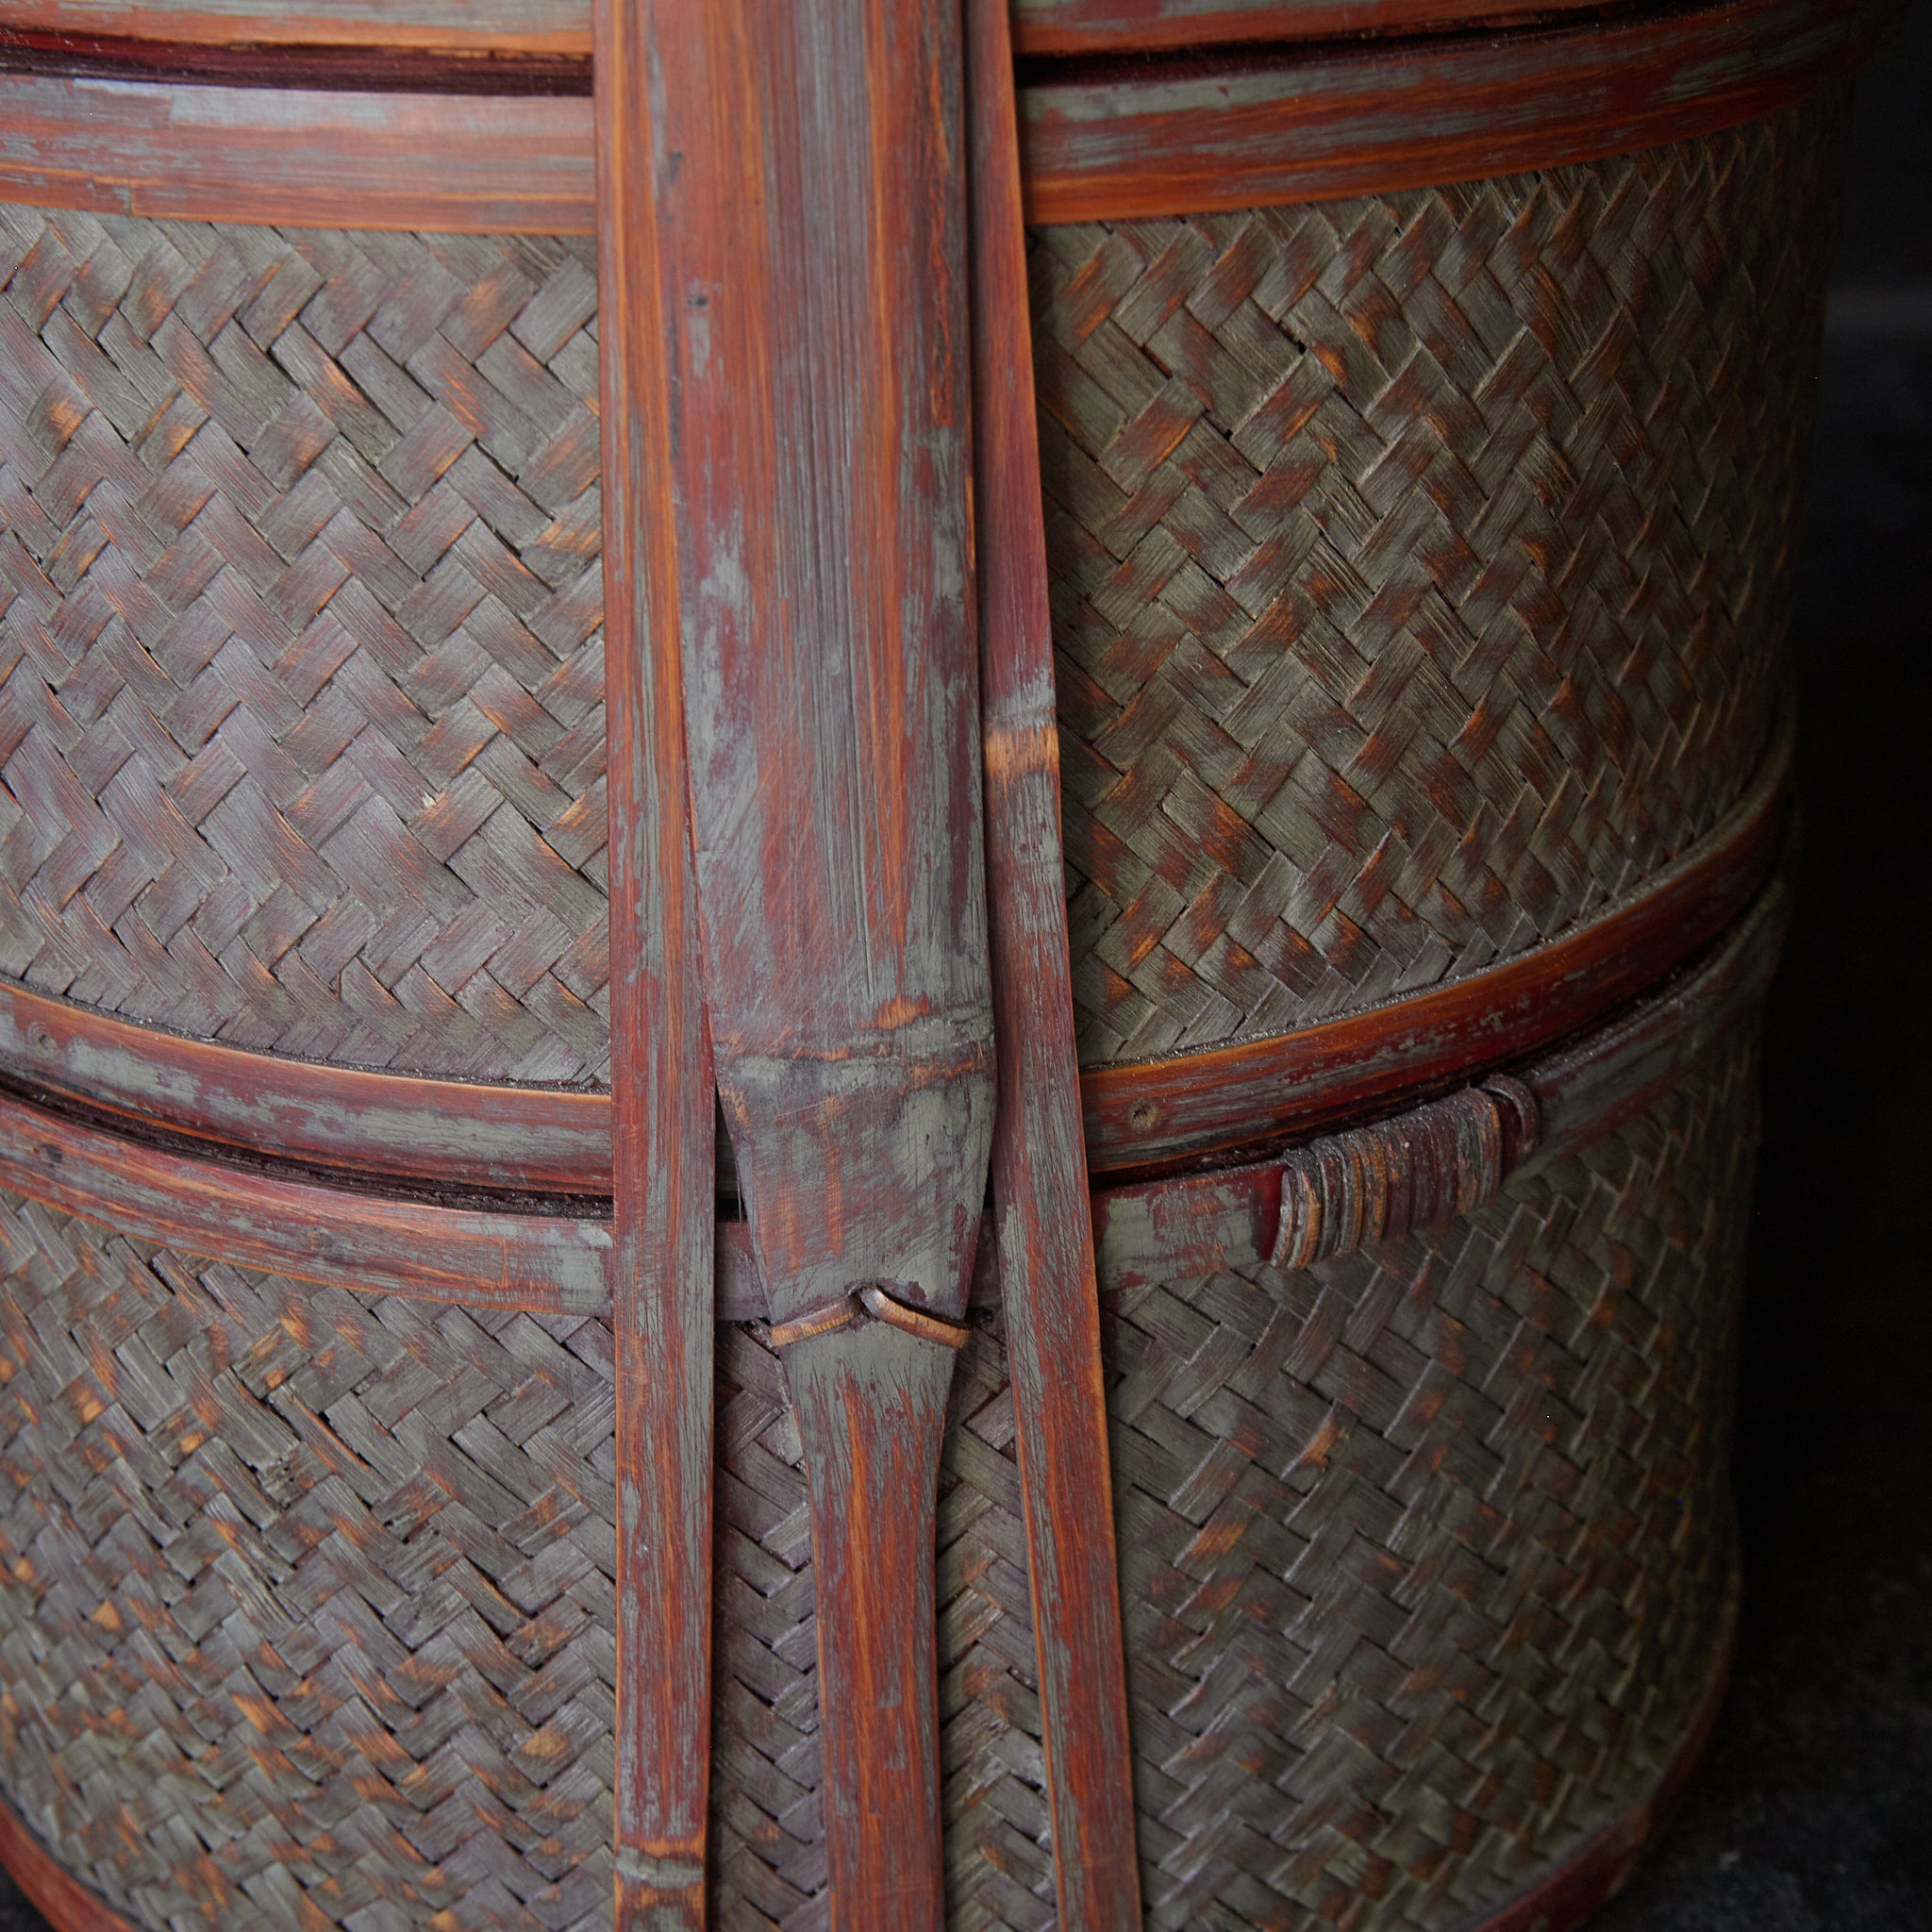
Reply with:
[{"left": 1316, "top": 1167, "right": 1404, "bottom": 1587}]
[
  {"left": 0, "top": 208, "right": 609, "bottom": 1082},
  {"left": 0, "top": 109, "right": 1834, "bottom": 1086},
  {"left": 1109, "top": 1028, "right": 1757, "bottom": 1929},
  {"left": 701, "top": 1024, "right": 1756, "bottom": 1929},
  {"left": 1037, "top": 106, "right": 1840, "bottom": 1061},
  {"left": 0, "top": 1200, "right": 618, "bottom": 1930},
  {"left": 0, "top": 1024, "right": 1756, "bottom": 1930}
]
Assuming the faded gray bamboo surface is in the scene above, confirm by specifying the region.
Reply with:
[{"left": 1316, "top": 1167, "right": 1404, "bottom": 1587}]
[
  {"left": 0, "top": 82, "right": 1838, "bottom": 1932},
  {"left": 621, "top": 3, "right": 994, "bottom": 1924},
  {"left": 708, "top": 1017, "right": 1763, "bottom": 1927},
  {"left": 967, "top": 0, "right": 1141, "bottom": 1919},
  {"left": 0, "top": 865, "right": 1770, "bottom": 1930}
]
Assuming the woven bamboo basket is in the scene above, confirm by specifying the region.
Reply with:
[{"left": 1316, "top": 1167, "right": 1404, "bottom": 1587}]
[{"left": 0, "top": 5, "right": 1889, "bottom": 1930}]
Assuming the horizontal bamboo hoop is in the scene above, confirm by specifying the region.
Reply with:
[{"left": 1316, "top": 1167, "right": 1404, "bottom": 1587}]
[
  {"left": 0, "top": 3, "right": 593, "bottom": 53},
  {"left": 0, "top": 93, "right": 1824, "bottom": 1190},
  {"left": 0, "top": 0, "right": 1654, "bottom": 57},
  {"left": 0, "top": 0, "right": 1892, "bottom": 231},
  {"left": 0, "top": 853, "right": 1786, "bottom": 1323},
  {"left": 0, "top": 722, "right": 1786, "bottom": 1194}
]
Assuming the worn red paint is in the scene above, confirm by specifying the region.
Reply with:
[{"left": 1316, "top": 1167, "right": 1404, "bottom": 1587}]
[
  {"left": 1009, "top": 0, "right": 1605, "bottom": 53},
  {"left": 0, "top": 17, "right": 1857, "bottom": 1930},
  {"left": 1091, "top": 871, "right": 1790, "bottom": 1291},
  {"left": 0, "top": 0, "right": 1893, "bottom": 235},
  {"left": 1018, "top": 0, "right": 1898, "bottom": 220},
  {"left": 0, "top": 721, "right": 1787, "bottom": 1222},
  {"left": 0, "top": 69, "right": 594, "bottom": 230},
  {"left": 787, "top": 1328, "right": 955, "bottom": 1926},
  {"left": 0, "top": 1087, "right": 608, "bottom": 1311},
  {"left": 596, "top": 1, "right": 719, "bottom": 1922},
  {"left": 0, "top": 2, "right": 591, "bottom": 48},
  {"left": 624, "top": 1, "right": 994, "bottom": 1923},
  {"left": 0, "top": 981, "right": 608, "bottom": 1195},
  {"left": 0, "top": 25, "right": 591, "bottom": 87},
  {"left": 966, "top": 0, "right": 1141, "bottom": 1922}
]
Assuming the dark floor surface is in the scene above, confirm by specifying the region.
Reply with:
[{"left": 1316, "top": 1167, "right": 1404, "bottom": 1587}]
[{"left": 4, "top": 27, "right": 1930, "bottom": 1932}]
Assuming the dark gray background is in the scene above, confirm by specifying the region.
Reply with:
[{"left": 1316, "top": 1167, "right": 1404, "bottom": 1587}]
[{"left": 1, "top": 19, "right": 1928, "bottom": 1929}]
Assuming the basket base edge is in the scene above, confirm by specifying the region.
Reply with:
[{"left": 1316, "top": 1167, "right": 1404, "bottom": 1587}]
[{"left": 1453, "top": 1565, "right": 1740, "bottom": 1932}]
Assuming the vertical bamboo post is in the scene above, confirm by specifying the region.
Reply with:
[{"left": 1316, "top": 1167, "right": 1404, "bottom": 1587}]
[
  {"left": 612, "top": 3, "right": 993, "bottom": 1923},
  {"left": 595, "top": 4, "right": 718, "bottom": 1926},
  {"left": 966, "top": 2, "right": 1144, "bottom": 1923}
]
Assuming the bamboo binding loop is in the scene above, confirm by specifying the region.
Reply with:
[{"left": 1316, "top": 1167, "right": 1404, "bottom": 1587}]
[{"left": 0, "top": 3, "right": 1884, "bottom": 1929}]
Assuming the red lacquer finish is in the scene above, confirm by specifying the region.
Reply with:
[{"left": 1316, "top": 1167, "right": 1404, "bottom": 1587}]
[
  {"left": 0, "top": 69, "right": 595, "bottom": 229},
  {"left": 0, "top": 981, "right": 608, "bottom": 1194},
  {"left": 0, "top": 24, "right": 592, "bottom": 88},
  {"left": 0, "top": 0, "right": 1896, "bottom": 235},
  {"left": 641, "top": 0, "right": 994, "bottom": 1335},
  {"left": 0, "top": 2, "right": 591, "bottom": 50},
  {"left": 0, "top": 0, "right": 1659, "bottom": 59},
  {"left": 1011, "top": 0, "right": 1604, "bottom": 52},
  {"left": 0, "top": 1085, "right": 610, "bottom": 1310},
  {"left": 1091, "top": 866, "right": 1790, "bottom": 1290},
  {"left": 967, "top": 0, "right": 1142, "bottom": 1923},
  {"left": 0, "top": 1794, "right": 141, "bottom": 1932},
  {"left": 0, "top": 724, "right": 1785, "bottom": 1204},
  {"left": 595, "top": 2, "right": 719, "bottom": 1922},
  {"left": 0, "top": 6, "right": 1854, "bottom": 1926},
  {"left": 1019, "top": 0, "right": 1898, "bottom": 221},
  {"left": 622, "top": 2, "right": 994, "bottom": 1924}
]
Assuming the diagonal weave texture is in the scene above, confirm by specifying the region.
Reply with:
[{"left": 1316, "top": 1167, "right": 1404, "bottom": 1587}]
[
  {"left": 1036, "top": 104, "right": 1840, "bottom": 1063},
  {"left": 0, "top": 1206, "right": 618, "bottom": 1931},
  {"left": 1108, "top": 1026, "right": 1757, "bottom": 1930},
  {"left": 705, "top": 1020, "right": 1758, "bottom": 1931},
  {"left": 708, "top": 1313, "right": 1057, "bottom": 1932},
  {"left": 0, "top": 208, "right": 609, "bottom": 1083},
  {"left": 0, "top": 103, "right": 1836, "bottom": 1089},
  {"left": 0, "top": 1013, "right": 1758, "bottom": 1931}
]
